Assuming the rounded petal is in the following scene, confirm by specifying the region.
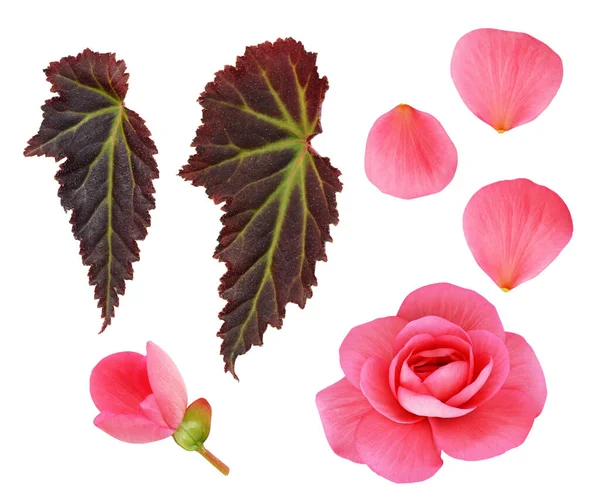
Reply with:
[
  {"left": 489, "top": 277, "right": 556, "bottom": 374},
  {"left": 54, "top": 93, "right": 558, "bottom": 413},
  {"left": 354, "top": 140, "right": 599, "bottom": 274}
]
[
  {"left": 391, "top": 333, "right": 473, "bottom": 392},
  {"left": 360, "top": 357, "right": 423, "bottom": 423},
  {"left": 423, "top": 360, "right": 470, "bottom": 401},
  {"left": 146, "top": 342, "right": 188, "bottom": 430},
  {"left": 451, "top": 28, "right": 563, "bottom": 131},
  {"left": 391, "top": 336, "right": 434, "bottom": 394},
  {"left": 398, "top": 283, "right": 505, "bottom": 340},
  {"left": 503, "top": 332, "right": 547, "bottom": 416},
  {"left": 365, "top": 104, "right": 457, "bottom": 199},
  {"left": 315, "top": 378, "right": 375, "bottom": 463},
  {"left": 446, "top": 358, "right": 492, "bottom": 407},
  {"left": 355, "top": 412, "right": 443, "bottom": 483},
  {"left": 398, "top": 347, "right": 435, "bottom": 394},
  {"left": 459, "top": 329, "right": 510, "bottom": 408},
  {"left": 340, "top": 316, "right": 408, "bottom": 389},
  {"left": 140, "top": 394, "right": 169, "bottom": 427},
  {"left": 90, "top": 352, "right": 152, "bottom": 416},
  {"left": 463, "top": 179, "right": 573, "bottom": 290},
  {"left": 94, "top": 412, "right": 174, "bottom": 443},
  {"left": 392, "top": 315, "right": 471, "bottom": 353},
  {"left": 397, "top": 387, "right": 474, "bottom": 418},
  {"left": 430, "top": 388, "right": 539, "bottom": 460}
]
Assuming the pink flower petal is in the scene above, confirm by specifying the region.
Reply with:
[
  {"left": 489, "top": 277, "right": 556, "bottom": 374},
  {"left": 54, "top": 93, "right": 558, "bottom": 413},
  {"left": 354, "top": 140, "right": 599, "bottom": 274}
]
[
  {"left": 365, "top": 104, "right": 457, "bottom": 199},
  {"left": 459, "top": 329, "right": 510, "bottom": 408},
  {"left": 451, "top": 28, "right": 563, "bottom": 132},
  {"left": 397, "top": 386, "right": 475, "bottom": 418},
  {"left": 446, "top": 357, "right": 492, "bottom": 407},
  {"left": 399, "top": 349, "right": 434, "bottom": 394},
  {"left": 360, "top": 357, "right": 424, "bottom": 423},
  {"left": 392, "top": 316, "right": 471, "bottom": 353},
  {"left": 503, "top": 332, "right": 547, "bottom": 416},
  {"left": 390, "top": 335, "right": 435, "bottom": 393},
  {"left": 423, "top": 360, "right": 470, "bottom": 401},
  {"left": 145, "top": 342, "right": 188, "bottom": 430},
  {"left": 391, "top": 333, "right": 473, "bottom": 392},
  {"left": 463, "top": 179, "right": 573, "bottom": 290},
  {"left": 90, "top": 352, "right": 152, "bottom": 416},
  {"left": 355, "top": 412, "right": 443, "bottom": 483},
  {"left": 339, "top": 316, "right": 408, "bottom": 389},
  {"left": 140, "top": 394, "right": 169, "bottom": 428},
  {"left": 93, "top": 413, "right": 174, "bottom": 444},
  {"left": 315, "top": 378, "right": 374, "bottom": 463},
  {"left": 430, "top": 388, "right": 539, "bottom": 460},
  {"left": 398, "top": 283, "right": 504, "bottom": 340},
  {"left": 414, "top": 347, "right": 458, "bottom": 359}
]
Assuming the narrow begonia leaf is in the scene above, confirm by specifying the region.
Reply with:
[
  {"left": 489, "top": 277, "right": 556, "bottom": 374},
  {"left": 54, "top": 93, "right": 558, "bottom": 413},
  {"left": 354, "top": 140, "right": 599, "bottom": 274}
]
[
  {"left": 25, "top": 49, "right": 158, "bottom": 332},
  {"left": 180, "top": 38, "right": 342, "bottom": 378}
]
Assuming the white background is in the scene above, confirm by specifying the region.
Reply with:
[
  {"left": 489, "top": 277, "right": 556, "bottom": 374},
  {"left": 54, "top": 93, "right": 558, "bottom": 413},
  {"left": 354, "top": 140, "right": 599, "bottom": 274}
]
[{"left": 1, "top": 0, "right": 598, "bottom": 497}]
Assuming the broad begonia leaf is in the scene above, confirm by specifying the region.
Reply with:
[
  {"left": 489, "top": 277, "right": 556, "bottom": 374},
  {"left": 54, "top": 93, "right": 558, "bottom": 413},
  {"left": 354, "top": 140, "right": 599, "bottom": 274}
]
[
  {"left": 24, "top": 49, "right": 158, "bottom": 332},
  {"left": 180, "top": 38, "right": 342, "bottom": 378}
]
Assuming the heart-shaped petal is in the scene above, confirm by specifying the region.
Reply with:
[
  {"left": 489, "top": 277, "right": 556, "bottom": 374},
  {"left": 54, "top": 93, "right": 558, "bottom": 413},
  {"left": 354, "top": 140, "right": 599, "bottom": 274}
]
[
  {"left": 365, "top": 104, "right": 457, "bottom": 199},
  {"left": 463, "top": 179, "right": 573, "bottom": 290},
  {"left": 451, "top": 28, "right": 563, "bottom": 132}
]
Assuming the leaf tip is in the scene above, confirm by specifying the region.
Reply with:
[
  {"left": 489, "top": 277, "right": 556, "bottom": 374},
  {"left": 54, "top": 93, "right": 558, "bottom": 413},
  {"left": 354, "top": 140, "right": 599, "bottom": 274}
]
[
  {"left": 98, "top": 319, "right": 110, "bottom": 334},
  {"left": 23, "top": 144, "right": 34, "bottom": 158},
  {"left": 224, "top": 358, "right": 240, "bottom": 381}
]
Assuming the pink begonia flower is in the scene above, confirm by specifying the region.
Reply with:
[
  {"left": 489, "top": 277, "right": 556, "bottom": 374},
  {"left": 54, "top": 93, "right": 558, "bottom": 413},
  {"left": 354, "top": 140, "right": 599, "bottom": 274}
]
[
  {"left": 365, "top": 104, "right": 457, "bottom": 199},
  {"left": 463, "top": 179, "right": 573, "bottom": 291},
  {"left": 316, "top": 283, "right": 546, "bottom": 483},
  {"left": 90, "top": 342, "right": 229, "bottom": 475},
  {"left": 451, "top": 28, "right": 563, "bottom": 132}
]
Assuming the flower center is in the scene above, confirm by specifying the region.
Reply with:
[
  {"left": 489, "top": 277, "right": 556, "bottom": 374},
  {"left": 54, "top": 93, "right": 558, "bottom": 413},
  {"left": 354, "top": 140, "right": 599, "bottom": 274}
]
[{"left": 409, "top": 348, "right": 465, "bottom": 381}]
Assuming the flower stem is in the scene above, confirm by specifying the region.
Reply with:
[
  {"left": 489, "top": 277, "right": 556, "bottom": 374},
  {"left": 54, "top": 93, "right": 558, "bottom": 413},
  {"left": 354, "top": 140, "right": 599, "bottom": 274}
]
[{"left": 197, "top": 445, "right": 230, "bottom": 476}]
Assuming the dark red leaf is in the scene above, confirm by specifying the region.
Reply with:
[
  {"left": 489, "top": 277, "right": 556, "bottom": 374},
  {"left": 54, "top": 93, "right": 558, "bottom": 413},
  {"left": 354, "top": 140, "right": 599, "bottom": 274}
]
[
  {"left": 24, "top": 49, "right": 159, "bottom": 332},
  {"left": 180, "top": 38, "right": 342, "bottom": 378}
]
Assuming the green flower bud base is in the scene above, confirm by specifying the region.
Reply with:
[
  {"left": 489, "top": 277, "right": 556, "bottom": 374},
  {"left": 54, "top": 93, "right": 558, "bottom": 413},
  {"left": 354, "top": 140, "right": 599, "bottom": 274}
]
[{"left": 173, "top": 398, "right": 229, "bottom": 476}]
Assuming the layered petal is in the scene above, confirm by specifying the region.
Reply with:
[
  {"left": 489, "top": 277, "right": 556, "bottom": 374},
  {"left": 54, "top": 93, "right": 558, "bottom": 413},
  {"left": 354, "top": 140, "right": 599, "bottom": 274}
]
[
  {"left": 355, "top": 412, "right": 443, "bottom": 483},
  {"left": 90, "top": 352, "right": 152, "bottom": 416},
  {"left": 340, "top": 316, "right": 407, "bottom": 388},
  {"left": 430, "top": 388, "right": 539, "bottom": 460},
  {"left": 446, "top": 358, "right": 492, "bottom": 407},
  {"left": 391, "top": 335, "right": 437, "bottom": 393},
  {"left": 503, "top": 332, "right": 547, "bottom": 415},
  {"left": 463, "top": 179, "right": 573, "bottom": 290},
  {"left": 315, "top": 378, "right": 374, "bottom": 463},
  {"left": 146, "top": 342, "right": 188, "bottom": 430},
  {"left": 458, "top": 329, "right": 510, "bottom": 408},
  {"left": 140, "top": 394, "right": 169, "bottom": 428},
  {"left": 360, "top": 357, "right": 423, "bottom": 423},
  {"left": 365, "top": 104, "right": 457, "bottom": 199},
  {"left": 93, "top": 413, "right": 174, "bottom": 444},
  {"left": 400, "top": 356, "right": 432, "bottom": 394},
  {"left": 391, "top": 332, "right": 473, "bottom": 393},
  {"left": 398, "top": 283, "right": 504, "bottom": 340},
  {"left": 423, "top": 360, "right": 469, "bottom": 401},
  {"left": 451, "top": 28, "right": 563, "bottom": 131},
  {"left": 397, "top": 386, "right": 475, "bottom": 418},
  {"left": 392, "top": 315, "right": 471, "bottom": 353}
]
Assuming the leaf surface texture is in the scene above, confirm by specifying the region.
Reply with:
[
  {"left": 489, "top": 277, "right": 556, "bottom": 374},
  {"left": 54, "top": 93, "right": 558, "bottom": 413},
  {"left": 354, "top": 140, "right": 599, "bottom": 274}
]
[
  {"left": 25, "top": 49, "right": 159, "bottom": 331},
  {"left": 181, "top": 38, "right": 342, "bottom": 377}
]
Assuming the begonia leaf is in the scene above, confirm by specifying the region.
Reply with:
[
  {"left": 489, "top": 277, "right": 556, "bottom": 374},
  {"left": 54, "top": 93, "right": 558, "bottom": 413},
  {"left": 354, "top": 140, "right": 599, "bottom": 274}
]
[
  {"left": 180, "top": 38, "right": 342, "bottom": 378},
  {"left": 24, "top": 49, "right": 158, "bottom": 332}
]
